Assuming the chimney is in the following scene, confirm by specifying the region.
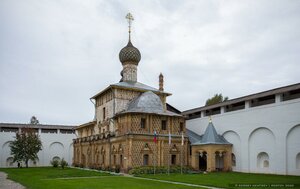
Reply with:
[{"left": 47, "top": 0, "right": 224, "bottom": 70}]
[{"left": 159, "top": 73, "right": 164, "bottom": 91}]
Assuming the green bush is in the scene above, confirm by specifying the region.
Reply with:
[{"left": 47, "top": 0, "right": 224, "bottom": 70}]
[
  {"left": 60, "top": 158, "right": 68, "bottom": 169},
  {"left": 128, "top": 166, "right": 192, "bottom": 175},
  {"left": 50, "top": 159, "right": 59, "bottom": 168}
]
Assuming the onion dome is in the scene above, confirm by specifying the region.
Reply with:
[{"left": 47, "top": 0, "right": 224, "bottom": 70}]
[{"left": 119, "top": 40, "right": 141, "bottom": 65}]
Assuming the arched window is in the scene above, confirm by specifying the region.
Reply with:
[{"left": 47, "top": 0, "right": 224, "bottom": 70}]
[
  {"left": 257, "top": 152, "right": 269, "bottom": 168},
  {"left": 232, "top": 153, "right": 236, "bottom": 167},
  {"left": 143, "top": 154, "right": 149, "bottom": 166},
  {"left": 296, "top": 153, "right": 300, "bottom": 169}
]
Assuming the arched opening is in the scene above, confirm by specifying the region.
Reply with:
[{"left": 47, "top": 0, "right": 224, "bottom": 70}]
[
  {"left": 143, "top": 154, "right": 149, "bottom": 166},
  {"left": 215, "top": 152, "right": 224, "bottom": 171},
  {"left": 171, "top": 155, "right": 176, "bottom": 165},
  {"left": 198, "top": 152, "right": 207, "bottom": 171},
  {"left": 257, "top": 152, "right": 269, "bottom": 168},
  {"left": 296, "top": 153, "right": 300, "bottom": 169},
  {"left": 232, "top": 153, "right": 236, "bottom": 167}
]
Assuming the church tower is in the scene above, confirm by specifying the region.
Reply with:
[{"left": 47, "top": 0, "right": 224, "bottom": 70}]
[{"left": 119, "top": 13, "right": 141, "bottom": 82}]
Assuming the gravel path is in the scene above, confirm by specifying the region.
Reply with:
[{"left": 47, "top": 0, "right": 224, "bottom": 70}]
[{"left": 0, "top": 172, "right": 25, "bottom": 189}]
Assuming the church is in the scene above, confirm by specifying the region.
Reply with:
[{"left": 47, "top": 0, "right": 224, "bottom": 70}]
[
  {"left": 73, "top": 13, "right": 189, "bottom": 173},
  {"left": 73, "top": 13, "right": 300, "bottom": 175}
]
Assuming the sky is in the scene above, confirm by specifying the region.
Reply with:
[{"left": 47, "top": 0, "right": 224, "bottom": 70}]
[{"left": 0, "top": 0, "right": 299, "bottom": 125}]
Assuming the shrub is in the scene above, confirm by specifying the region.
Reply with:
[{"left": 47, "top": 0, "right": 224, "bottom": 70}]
[
  {"left": 128, "top": 166, "right": 193, "bottom": 175},
  {"left": 60, "top": 158, "right": 68, "bottom": 169},
  {"left": 50, "top": 159, "right": 59, "bottom": 168}
]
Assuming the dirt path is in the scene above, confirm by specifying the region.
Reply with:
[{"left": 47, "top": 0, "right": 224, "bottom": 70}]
[{"left": 0, "top": 172, "right": 25, "bottom": 189}]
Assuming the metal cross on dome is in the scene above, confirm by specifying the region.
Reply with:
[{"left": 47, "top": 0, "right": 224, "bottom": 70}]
[
  {"left": 126, "top": 13, "right": 134, "bottom": 40},
  {"left": 126, "top": 13, "right": 134, "bottom": 28}
]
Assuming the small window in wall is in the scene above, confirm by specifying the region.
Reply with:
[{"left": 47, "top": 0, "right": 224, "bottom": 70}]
[
  {"left": 103, "top": 107, "right": 106, "bottom": 120},
  {"left": 251, "top": 95, "right": 275, "bottom": 107},
  {"left": 296, "top": 153, "right": 300, "bottom": 169},
  {"left": 205, "top": 107, "right": 221, "bottom": 116},
  {"left": 0, "top": 127, "right": 18, "bottom": 132},
  {"left": 257, "top": 152, "right": 269, "bottom": 168},
  {"left": 141, "top": 118, "right": 146, "bottom": 129},
  {"left": 180, "top": 122, "right": 184, "bottom": 132},
  {"left": 143, "top": 154, "right": 149, "bottom": 166},
  {"left": 225, "top": 101, "right": 245, "bottom": 112},
  {"left": 42, "top": 129, "right": 57, "bottom": 134},
  {"left": 282, "top": 89, "right": 300, "bottom": 101},
  {"left": 171, "top": 155, "right": 176, "bottom": 165},
  {"left": 161, "top": 120, "right": 167, "bottom": 130},
  {"left": 187, "top": 112, "right": 201, "bottom": 120},
  {"left": 232, "top": 153, "right": 236, "bottom": 167}
]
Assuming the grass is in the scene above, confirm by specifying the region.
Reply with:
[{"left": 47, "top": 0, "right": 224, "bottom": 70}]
[
  {"left": 0, "top": 167, "right": 198, "bottom": 189},
  {"left": 141, "top": 172, "right": 300, "bottom": 188},
  {"left": 1, "top": 167, "right": 299, "bottom": 189}
]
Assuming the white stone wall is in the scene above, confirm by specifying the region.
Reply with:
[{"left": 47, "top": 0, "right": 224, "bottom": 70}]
[
  {"left": 186, "top": 97, "right": 300, "bottom": 175},
  {"left": 0, "top": 129, "right": 76, "bottom": 168}
]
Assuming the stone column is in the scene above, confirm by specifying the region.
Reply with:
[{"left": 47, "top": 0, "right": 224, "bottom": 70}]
[{"left": 191, "top": 152, "right": 198, "bottom": 170}]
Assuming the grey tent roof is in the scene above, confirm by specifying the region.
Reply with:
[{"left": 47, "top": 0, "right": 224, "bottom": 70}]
[
  {"left": 186, "top": 129, "right": 202, "bottom": 144},
  {"left": 117, "top": 91, "right": 181, "bottom": 117},
  {"left": 187, "top": 122, "right": 231, "bottom": 145}
]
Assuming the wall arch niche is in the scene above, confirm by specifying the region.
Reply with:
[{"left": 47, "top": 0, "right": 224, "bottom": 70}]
[
  {"left": 2, "top": 141, "right": 13, "bottom": 167},
  {"left": 49, "top": 142, "right": 64, "bottom": 162},
  {"left": 223, "top": 131, "right": 241, "bottom": 171},
  {"left": 286, "top": 125, "right": 300, "bottom": 175},
  {"left": 249, "top": 127, "right": 275, "bottom": 173}
]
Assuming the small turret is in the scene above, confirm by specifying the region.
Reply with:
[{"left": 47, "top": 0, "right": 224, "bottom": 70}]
[{"left": 159, "top": 73, "right": 164, "bottom": 91}]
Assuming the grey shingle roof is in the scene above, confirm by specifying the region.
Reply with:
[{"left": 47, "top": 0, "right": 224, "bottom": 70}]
[
  {"left": 111, "top": 81, "right": 161, "bottom": 92},
  {"left": 187, "top": 122, "right": 231, "bottom": 145},
  {"left": 91, "top": 81, "right": 171, "bottom": 99},
  {"left": 117, "top": 91, "right": 181, "bottom": 117},
  {"left": 186, "top": 129, "right": 202, "bottom": 144}
]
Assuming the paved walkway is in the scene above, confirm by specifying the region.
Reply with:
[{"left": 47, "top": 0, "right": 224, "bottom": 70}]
[{"left": 0, "top": 172, "right": 25, "bottom": 189}]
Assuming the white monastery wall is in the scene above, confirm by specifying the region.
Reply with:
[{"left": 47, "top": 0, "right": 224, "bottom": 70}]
[
  {"left": 186, "top": 96, "right": 300, "bottom": 175},
  {"left": 0, "top": 129, "right": 75, "bottom": 168}
]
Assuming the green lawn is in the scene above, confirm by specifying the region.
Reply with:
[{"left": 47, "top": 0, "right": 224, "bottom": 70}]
[
  {"left": 1, "top": 167, "right": 299, "bottom": 189},
  {"left": 141, "top": 172, "right": 300, "bottom": 188},
  {"left": 0, "top": 167, "right": 198, "bottom": 189}
]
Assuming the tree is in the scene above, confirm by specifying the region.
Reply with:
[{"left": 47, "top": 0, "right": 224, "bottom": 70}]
[
  {"left": 10, "top": 127, "right": 42, "bottom": 168},
  {"left": 30, "top": 116, "right": 39, "bottom": 124},
  {"left": 205, "top": 93, "right": 229, "bottom": 106}
]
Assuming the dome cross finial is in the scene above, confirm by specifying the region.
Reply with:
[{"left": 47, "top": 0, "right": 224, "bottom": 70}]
[{"left": 126, "top": 13, "right": 134, "bottom": 41}]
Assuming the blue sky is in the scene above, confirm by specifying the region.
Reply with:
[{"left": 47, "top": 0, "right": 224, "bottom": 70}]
[{"left": 0, "top": 0, "right": 299, "bottom": 125}]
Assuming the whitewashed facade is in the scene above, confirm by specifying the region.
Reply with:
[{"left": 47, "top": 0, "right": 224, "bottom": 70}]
[
  {"left": 0, "top": 123, "right": 75, "bottom": 168},
  {"left": 183, "top": 83, "right": 300, "bottom": 175}
]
